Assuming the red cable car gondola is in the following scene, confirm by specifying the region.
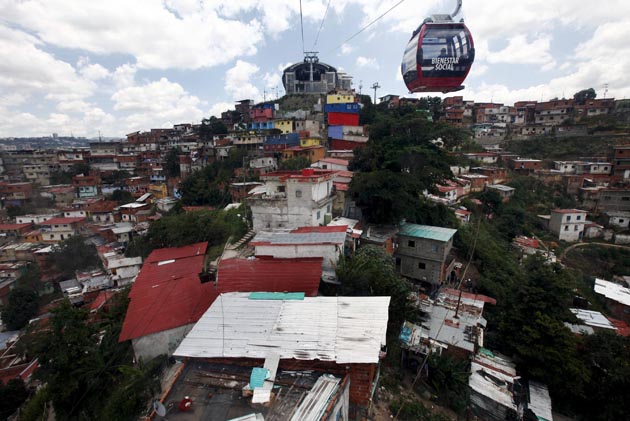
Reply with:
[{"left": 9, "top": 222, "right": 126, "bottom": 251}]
[{"left": 401, "top": 0, "right": 474, "bottom": 94}]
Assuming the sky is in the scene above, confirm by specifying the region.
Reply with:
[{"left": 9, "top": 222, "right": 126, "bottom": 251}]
[{"left": 1, "top": 0, "right": 630, "bottom": 138}]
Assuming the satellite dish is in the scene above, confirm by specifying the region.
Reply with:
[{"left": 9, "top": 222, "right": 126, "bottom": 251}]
[{"left": 153, "top": 400, "right": 167, "bottom": 417}]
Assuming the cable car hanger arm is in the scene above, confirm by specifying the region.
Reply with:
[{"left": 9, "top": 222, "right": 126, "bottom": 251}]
[{"left": 452, "top": 0, "right": 462, "bottom": 19}]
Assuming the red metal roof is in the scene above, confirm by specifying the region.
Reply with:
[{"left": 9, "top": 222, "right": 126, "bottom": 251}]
[
  {"left": 39, "top": 217, "right": 86, "bottom": 225},
  {"left": 89, "top": 290, "right": 117, "bottom": 311},
  {"left": 334, "top": 182, "right": 349, "bottom": 192},
  {"left": 217, "top": 257, "right": 323, "bottom": 297},
  {"left": 119, "top": 242, "right": 211, "bottom": 342},
  {"left": 320, "top": 158, "right": 349, "bottom": 166},
  {"left": 120, "top": 243, "right": 324, "bottom": 342},
  {"left": 291, "top": 225, "right": 347, "bottom": 233},
  {"left": 0, "top": 223, "right": 32, "bottom": 231},
  {"left": 609, "top": 318, "right": 630, "bottom": 337}
]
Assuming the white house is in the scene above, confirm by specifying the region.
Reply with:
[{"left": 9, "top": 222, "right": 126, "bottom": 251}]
[
  {"left": 247, "top": 169, "right": 337, "bottom": 232},
  {"left": 250, "top": 225, "right": 346, "bottom": 282},
  {"left": 548, "top": 209, "right": 587, "bottom": 242}
]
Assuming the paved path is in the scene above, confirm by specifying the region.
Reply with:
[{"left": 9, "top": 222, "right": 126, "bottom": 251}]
[{"left": 560, "top": 242, "right": 630, "bottom": 260}]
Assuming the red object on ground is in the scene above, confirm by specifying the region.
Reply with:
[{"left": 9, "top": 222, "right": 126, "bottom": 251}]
[{"left": 178, "top": 397, "right": 193, "bottom": 412}]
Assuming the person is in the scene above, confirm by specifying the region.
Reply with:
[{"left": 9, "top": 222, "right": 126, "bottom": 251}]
[{"left": 438, "top": 48, "right": 449, "bottom": 58}]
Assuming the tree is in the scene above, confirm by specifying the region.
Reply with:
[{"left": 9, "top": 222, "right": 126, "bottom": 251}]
[
  {"left": 578, "top": 331, "right": 630, "bottom": 420},
  {"left": 107, "top": 189, "right": 134, "bottom": 205},
  {"left": 0, "top": 378, "right": 30, "bottom": 419},
  {"left": 198, "top": 116, "right": 228, "bottom": 140},
  {"left": 1, "top": 288, "right": 39, "bottom": 330},
  {"left": 47, "top": 236, "right": 100, "bottom": 279},
  {"left": 164, "top": 147, "right": 181, "bottom": 178},
  {"left": 573, "top": 88, "right": 597, "bottom": 105},
  {"left": 102, "top": 170, "right": 132, "bottom": 186},
  {"left": 279, "top": 156, "right": 310, "bottom": 171},
  {"left": 337, "top": 245, "right": 413, "bottom": 327}
]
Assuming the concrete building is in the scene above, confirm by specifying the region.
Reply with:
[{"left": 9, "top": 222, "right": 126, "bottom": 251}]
[
  {"left": 248, "top": 169, "right": 337, "bottom": 232},
  {"left": 613, "top": 145, "right": 630, "bottom": 178},
  {"left": 548, "top": 209, "right": 587, "bottom": 242},
  {"left": 487, "top": 184, "right": 516, "bottom": 202},
  {"left": 250, "top": 225, "right": 346, "bottom": 282},
  {"left": 604, "top": 211, "right": 630, "bottom": 230},
  {"left": 282, "top": 57, "right": 352, "bottom": 95},
  {"left": 39, "top": 217, "right": 85, "bottom": 243},
  {"left": 395, "top": 223, "right": 457, "bottom": 286},
  {"left": 597, "top": 188, "right": 630, "bottom": 212}
]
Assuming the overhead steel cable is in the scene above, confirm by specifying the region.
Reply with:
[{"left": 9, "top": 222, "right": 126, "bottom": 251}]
[
  {"left": 299, "top": 0, "right": 306, "bottom": 54},
  {"left": 327, "top": 0, "right": 408, "bottom": 54},
  {"left": 312, "top": 0, "right": 333, "bottom": 50}
]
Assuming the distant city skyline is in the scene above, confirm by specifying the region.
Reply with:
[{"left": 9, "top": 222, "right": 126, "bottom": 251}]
[{"left": 1, "top": 0, "right": 630, "bottom": 137}]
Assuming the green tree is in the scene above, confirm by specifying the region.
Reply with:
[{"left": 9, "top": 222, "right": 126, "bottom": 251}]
[
  {"left": 47, "top": 236, "right": 100, "bottom": 279},
  {"left": 107, "top": 189, "right": 134, "bottom": 205},
  {"left": 573, "top": 88, "right": 597, "bottom": 105},
  {"left": 102, "top": 170, "right": 132, "bottom": 186},
  {"left": 279, "top": 156, "right": 311, "bottom": 171},
  {"left": 164, "top": 147, "right": 181, "bottom": 178},
  {"left": 337, "top": 245, "right": 413, "bottom": 327},
  {"left": 198, "top": 116, "right": 228, "bottom": 140},
  {"left": 1, "top": 288, "right": 39, "bottom": 330},
  {"left": 144, "top": 208, "right": 248, "bottom": 252},
  {"left": 0, "top": 378, "right": 30, "bottom": 419},
  {"left": 426, "top": 353, "right": 470, "bottom": 412},
  {"left": 578, "top": 331, "right": 630, "bottom": 420}
]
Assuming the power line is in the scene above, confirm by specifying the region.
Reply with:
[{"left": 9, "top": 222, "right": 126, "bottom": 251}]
[
  {"left": 299, "top": 0, "right": 306, "bottom": 54},
  {"left": 312, "top": 0, "right": 333, "bottom": 50},
  {"left": 327, "top": 0, "right": 408, "bottom": 54}
]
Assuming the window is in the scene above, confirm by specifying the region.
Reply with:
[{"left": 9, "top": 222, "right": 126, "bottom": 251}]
[
  {"left": 432, "top": 245, "right": 439, "bottom": 252},
  {"left": 295, "top": 190, "right": 302, "bottom": 198},
  {"left": 620, "top": 219, "right": 625, "bottom": 224},
  {"left": 317, "top": 211, "right": 321, "bottom": 220},
  {"left": 623, "top": 197, "right": 630, "bottom": 202},
  {"left": 418, "top": 262, "right": 426, "bottom": 270},
  {"left": 408, "top": 240, "right": 416, "bottom": 248},
  {"left": 566, "top": 216, "right": 571, "bottom": 221},
  {"left": 564, "top": 225, "right": 569, "bottom": 231},
  {"left": 278, "top": 186, "right": 286, "bottom": 193}
]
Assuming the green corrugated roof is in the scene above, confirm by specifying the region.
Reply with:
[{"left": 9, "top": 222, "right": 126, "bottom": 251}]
[
  {"left": 398, "top": 223, "right": 457, "bottom": 242},
  {"left": 248, "top": 292, "right": 305, "bottom": 300}
]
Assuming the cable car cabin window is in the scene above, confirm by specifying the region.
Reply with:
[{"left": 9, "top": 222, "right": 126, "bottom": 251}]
[
  {"left": 402, "top": 32, "right": 421, "bottom": 82},
  {"left": 421, "top": 27, "right": 472, "bottom": 77}
]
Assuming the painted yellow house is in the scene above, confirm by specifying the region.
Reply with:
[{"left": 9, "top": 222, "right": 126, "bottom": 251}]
[
  {"left": 300, "top": 137, "right": 322, "bottom": 147},
  {"left": 148, "top": 183, "right": 168, "bottom": 199},
  {"left": 327, "top": 94, "right": 355, "bottom": 104},
  {"left": 274, "top": 119, "right": 294, "bottom": 134}
]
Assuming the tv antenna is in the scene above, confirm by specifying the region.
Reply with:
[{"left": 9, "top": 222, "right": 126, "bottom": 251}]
[{"left": 603, "top": 83, "right": 609, "bottom": 99}]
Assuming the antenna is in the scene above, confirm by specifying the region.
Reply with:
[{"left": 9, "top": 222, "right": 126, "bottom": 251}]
[
  {"left": 603, "top": 83, "right": 609, "bottom": 99},
  {"left": 371, "top": 82, "right": 381, "bottom": 105},
  {"left": 359, "top": 80, "right": 363, "bottom": 96}
]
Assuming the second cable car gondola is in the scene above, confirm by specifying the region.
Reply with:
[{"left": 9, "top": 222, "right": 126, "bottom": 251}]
[{"left": 401, "top": 0, "right": 474, "bottom": 93}]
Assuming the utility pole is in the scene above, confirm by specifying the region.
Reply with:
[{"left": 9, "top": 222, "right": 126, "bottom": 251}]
[
  {"left": 604, "top": 83, "right": 609, "bottom": 99},
  {"left": 371, "top": 82, "right": 380, "bottom": 105},
  {"left": 359, "top": 80, "right": 363, "bottom": 96}
]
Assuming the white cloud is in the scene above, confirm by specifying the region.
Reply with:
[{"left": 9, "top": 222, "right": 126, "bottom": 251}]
[
  {"left": 208, "top": 102, "right": 234, "bottom": 118},
  {"left": 111, "top": 77, "right": 205, "bottom": 131},
  {"left": 225, "top": 60, "right": 261, "bottom": 100},
  {"left": 356, "top": 56, "right": 380, "bottom": 69},
  {"left": 77, "top": 58, "right": 110, "bottom": 81},
  {"left": 0, "top": 24, "right": 94, "bottom": 100},
  {"left": 486, "top": 34, "right": 555, "bottom": 69},
  {"left": 112, "top": 64, "right": 137, "bottom": 89},
  {"left": 1, "top": 0, "right": 264, "bottom": 70}
]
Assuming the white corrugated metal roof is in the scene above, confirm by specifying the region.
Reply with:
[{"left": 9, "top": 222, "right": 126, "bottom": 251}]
[
  {"left": 291, "top": 374, "right": 341, "bottom": 421},
  {"left": 174, "top": 293, "right": 390, "bottom": 364},
  {"left": 252, "top": 230, "right": 346, "bottom": 245},
  {"left": 528, "top": 381, "right": 553, "bottom": 421},
  {"left": 570, "top": 308, "right": 616, "bottom": 330},
  {"left": 594, "top": 278, "right": 630, "bottom": 306}
]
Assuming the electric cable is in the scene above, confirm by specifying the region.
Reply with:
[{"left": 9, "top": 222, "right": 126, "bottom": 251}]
[{"left": 312, "top": 0, "right": 333, "bottom": 50}]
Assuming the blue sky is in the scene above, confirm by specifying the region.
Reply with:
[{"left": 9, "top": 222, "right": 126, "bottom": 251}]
[{"left": 1, "top": 0, "right": 630, "bottom": 137}]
